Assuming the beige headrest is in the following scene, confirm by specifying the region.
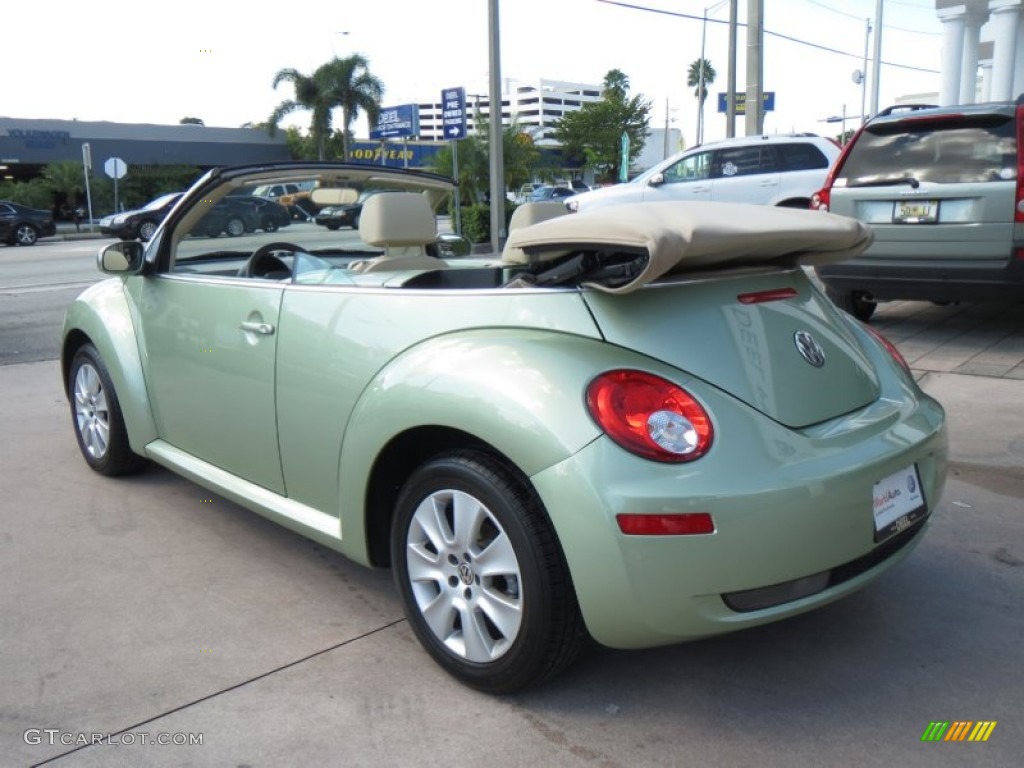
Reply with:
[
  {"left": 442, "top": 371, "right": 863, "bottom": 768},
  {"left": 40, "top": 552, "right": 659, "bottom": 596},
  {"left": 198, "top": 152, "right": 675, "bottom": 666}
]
[{"left": 359, "top": 192, "right": 436, "bottom": 247}]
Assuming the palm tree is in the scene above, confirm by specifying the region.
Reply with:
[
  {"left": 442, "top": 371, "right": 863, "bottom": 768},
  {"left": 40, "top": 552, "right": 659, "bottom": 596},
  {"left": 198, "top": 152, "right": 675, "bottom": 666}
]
[
  {"left": 687, "top": 58, "right": 717, "bottom": 144},
  {"left": 269, "top": 66, "right": 331, "bottom": 160},
  {"left": 269, "top": 55, "right": 383, "bottom": 161},
  {"left": 317, "top": 55, "right": 384, "bottom": 161},
  {"left": 687, "top": 58, "right": 716, "bottom": 105}
]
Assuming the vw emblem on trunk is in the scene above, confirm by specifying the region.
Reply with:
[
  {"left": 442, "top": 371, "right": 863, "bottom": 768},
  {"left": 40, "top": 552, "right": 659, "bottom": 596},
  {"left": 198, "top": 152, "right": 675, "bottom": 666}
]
[{"left": 794, "top": 331, "right": 826, "bottom": 367}]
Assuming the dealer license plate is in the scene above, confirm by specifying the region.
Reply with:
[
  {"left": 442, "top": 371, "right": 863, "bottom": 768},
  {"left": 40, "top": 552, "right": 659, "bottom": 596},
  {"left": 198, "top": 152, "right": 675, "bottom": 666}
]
[
  {"left": 893, "top": 200, "right": 938, "bottom": 224},
  {"left": 873, "top": 464, "right": 928, "bottom": 542}
]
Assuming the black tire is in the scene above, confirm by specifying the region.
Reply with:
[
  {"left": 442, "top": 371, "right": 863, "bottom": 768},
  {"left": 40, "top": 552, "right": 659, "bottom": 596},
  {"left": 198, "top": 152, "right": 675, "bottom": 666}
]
[
  {"left": 325, "top": 223, "right": 340, "bottom": 231},
  {"left": 14, "top": 223, "right": 39, "bottom": 246},
  {"left": 391, "top": 451, "right": 583, "bottom": 693},
  {"left": 262, "top": 217, "right": 279, "bottom": 233},
  {"left": 68, "top": 344, "right": 147, "bottom": 476},
  {"left": 825, "top": 285, "right": 876, "bottom": 322},
  {"left": 225, "top": 217, "right": 245, "bottom": 237},
  {"left": 137, "top": 220, "right": 158, "bottom": 241},
  {"left": 351, "top": 212, "right": 361, "bottom": 230}
]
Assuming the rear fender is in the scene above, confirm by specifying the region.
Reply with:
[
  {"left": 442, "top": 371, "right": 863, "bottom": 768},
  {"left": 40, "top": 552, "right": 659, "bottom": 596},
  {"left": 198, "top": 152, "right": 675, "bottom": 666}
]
[
  {"left": 337, "top": 331, "right": 639, "bottom": 560},
  {"left": 62, "top": 278, "right": 157, "bottom": 454}
]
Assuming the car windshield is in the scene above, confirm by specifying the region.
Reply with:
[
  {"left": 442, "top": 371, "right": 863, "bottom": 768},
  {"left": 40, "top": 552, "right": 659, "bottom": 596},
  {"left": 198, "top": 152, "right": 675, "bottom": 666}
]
[
  {"left": 167, "top": 168, "right": 457, "bottom": 269},
  {"left": 838, "top": 115, "right": 1018, "bottom": 185},
  {"left": 143, "top": 193, "right": 181, "bottom": 211}
]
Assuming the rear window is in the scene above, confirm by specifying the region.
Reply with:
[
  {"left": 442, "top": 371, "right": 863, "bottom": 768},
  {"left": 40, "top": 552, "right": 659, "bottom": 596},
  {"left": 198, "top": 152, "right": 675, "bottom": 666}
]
[
  {"left": 838, "top": 115, "right": 1018, "bottom": 185},
  {"left": 774, "top": 142, "right": 830, "bottom": 171}
]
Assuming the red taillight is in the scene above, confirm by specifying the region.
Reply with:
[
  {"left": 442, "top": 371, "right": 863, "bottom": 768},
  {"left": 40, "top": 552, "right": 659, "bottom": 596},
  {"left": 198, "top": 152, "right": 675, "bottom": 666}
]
[
  {"left": 812, "top": 123, "right": 868, "bottom": 212},
  {"left": 1015, "top": 105, "right": 1024, "bottom": 224},
  {"left": 616, "top": 513, "right": 715, "bottom": 536},
  {"left": 864, "top": 325, "right": 911, "bottom": 375},
  {"left": 586, "top": 370, "right": 713, "bottom": 462}
]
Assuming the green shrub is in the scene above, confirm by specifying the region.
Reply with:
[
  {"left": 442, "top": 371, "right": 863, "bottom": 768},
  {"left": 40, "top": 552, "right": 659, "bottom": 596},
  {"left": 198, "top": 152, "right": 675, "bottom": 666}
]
[{"left": 459, "top": 202, "right": 518, "bottom": 244}]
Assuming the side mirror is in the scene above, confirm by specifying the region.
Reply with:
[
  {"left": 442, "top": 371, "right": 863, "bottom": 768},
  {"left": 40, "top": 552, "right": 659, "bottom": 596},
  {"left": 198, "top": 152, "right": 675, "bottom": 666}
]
[
  {"left": 98, "top": 241, "right": 145, "bottom": 274},
  {"left": 648, "top": 173, "right": 666, "bottom": 187},
  {"left": 436, "top": 233, "right": 472, "bottom": 258}
]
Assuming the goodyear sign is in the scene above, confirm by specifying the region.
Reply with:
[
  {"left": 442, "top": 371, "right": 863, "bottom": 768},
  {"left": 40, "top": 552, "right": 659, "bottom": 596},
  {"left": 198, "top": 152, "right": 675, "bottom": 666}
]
[{"left": 370, "top": 104, "right": 420, "bottom": 140}]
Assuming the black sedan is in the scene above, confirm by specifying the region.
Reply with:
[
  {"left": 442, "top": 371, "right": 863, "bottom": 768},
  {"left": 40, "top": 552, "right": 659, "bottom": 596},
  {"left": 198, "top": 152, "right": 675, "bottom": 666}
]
[
  {"left": 0, "top": 201, "right": 57, "bottom": 246},
  {"left": 314, "top": 189, "right": 394, "bottom": 231},
  {"left": 190, "top": 197, "right": 262, "bottom": 238},
  {"left": 229, "top": 195, "right": 291, "bottom": 232},
  {"left": 99, "top": 193, "right": 182, "bottom": 241}
]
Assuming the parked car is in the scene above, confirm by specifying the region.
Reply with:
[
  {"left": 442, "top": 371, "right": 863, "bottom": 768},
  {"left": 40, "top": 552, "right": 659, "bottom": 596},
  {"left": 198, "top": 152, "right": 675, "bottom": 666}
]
[
  {"left": 62, "top": 163, "right": 947, "bottom": 693},
  {"left": 99, "top": 193, "right": 182, "bottom": 241},
  {"left": 812, "top": 99, "right": 1024, "bottom": 320},
  {"left": 529, "top": 185, "right": 578, "bottom": 202},
  {"left": 189, "top": 196, "right": 262, "bottom": 238},
  {"left": 229, "top": 195, "right": 290, "bottom": 232},
  {"left": 313, "top": 188, "right": 395, "bottom": 230},
  {"left": 0, "top": 201, "right": 57, "bottom": 246},
  {"left": 567, "top": 133, "right": 841, "bottom": 214}
]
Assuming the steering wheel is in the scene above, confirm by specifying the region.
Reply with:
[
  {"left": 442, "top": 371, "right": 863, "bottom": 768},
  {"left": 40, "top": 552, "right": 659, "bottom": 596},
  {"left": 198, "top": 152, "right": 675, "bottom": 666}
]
[{"left": 238, "top": 241, "right": 303, "bottom": 279}]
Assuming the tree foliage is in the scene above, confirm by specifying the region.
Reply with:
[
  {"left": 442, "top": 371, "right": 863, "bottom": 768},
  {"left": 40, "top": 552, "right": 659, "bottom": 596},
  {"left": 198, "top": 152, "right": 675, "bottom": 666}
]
[
  {"left": 431, "top": 117, "right": 544, "bottom": 205},
  {"left": 179, "top": 117, "right": 205, "bottom": 125},
  {"left": 269, "top": 55, "right": 383, "bottom": 161},
  {"left": 42, "top": 161, "right": 85, "bottom": 205},
  {"left": 687, "top": 58, "right": 717, "bottom": 104},
  {"left": 553, "top": 69, "right": 651, "bottom": 183}
]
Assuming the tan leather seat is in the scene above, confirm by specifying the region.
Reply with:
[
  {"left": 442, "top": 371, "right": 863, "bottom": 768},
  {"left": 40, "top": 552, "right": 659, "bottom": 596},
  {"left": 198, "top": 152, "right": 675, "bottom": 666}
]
[{"left": 349, "top": 192, "right": 447, "bottom": 273}]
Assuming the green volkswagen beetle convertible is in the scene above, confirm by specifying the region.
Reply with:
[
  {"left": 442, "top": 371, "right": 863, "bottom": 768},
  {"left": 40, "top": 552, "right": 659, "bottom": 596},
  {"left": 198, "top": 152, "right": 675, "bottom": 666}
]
[{"left": 62, "top": 163, "right": 947, "bottom": 693}]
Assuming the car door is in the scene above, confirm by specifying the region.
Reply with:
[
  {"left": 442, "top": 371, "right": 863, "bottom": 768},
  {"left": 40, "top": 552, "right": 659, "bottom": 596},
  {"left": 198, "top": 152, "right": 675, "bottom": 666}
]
[
  {"left": 710, "top": 145, "right": 781, "bottom": 204},
  {"left": 643, "top": 149, "right": 714, "bottom": 201},
  {"left": 136, "top": 265, "right": 286, "bottom": 495},
  {"left": 0, "top": 203, "right": 16, "bottom": 240}
]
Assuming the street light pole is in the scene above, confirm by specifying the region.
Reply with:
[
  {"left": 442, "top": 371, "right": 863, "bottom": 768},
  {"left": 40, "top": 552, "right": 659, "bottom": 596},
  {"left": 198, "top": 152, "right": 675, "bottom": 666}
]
[{"left": 698, "top": 8, "right": 708, "bottom": 146}]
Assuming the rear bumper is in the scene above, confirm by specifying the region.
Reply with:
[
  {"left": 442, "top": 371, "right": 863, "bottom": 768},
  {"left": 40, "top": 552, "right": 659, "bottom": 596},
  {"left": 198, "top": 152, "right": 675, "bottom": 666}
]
[
  {"left": 532, "top": 374, "right": 947, "bottom": 649},
  {"left": 817, "top": 257, "right": 1024, "bottom": 302}
]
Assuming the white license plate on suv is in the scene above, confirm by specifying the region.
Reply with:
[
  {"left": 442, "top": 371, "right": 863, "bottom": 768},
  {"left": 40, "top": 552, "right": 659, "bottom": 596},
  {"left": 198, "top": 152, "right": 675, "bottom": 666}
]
[
  {"left": 893, "top": 200, "right": 938, "bottom": 223},
  {"left": 873, "top": 464, "right": 928, "bottom": 542}
]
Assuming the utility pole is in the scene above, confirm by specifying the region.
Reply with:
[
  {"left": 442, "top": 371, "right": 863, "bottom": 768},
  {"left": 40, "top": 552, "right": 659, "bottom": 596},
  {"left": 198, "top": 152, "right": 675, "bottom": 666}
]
[
  {"left": 745, "top": 0, "right": 764, "bottom": 135},
  {"left": 726, "top": 0, "right": 738, "bottom": 138},
  {"left": 869, "top": 0, "right": 883, "bottom": 117},
  {"left": 488, "top": 0, "right": 505, "bottom": 255}
]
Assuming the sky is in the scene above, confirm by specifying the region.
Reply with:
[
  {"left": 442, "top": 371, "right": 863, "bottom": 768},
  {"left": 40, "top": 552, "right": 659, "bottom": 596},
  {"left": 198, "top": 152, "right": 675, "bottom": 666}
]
[{"left": 4, "top": 0, "right": 945, "bottom": 145}]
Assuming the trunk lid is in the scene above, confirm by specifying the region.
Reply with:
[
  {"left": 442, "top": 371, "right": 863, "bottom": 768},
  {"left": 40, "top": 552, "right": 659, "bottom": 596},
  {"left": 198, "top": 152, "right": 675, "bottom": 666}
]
[{"left": 583, "top": 269, "right": 879, "bottom": 428}]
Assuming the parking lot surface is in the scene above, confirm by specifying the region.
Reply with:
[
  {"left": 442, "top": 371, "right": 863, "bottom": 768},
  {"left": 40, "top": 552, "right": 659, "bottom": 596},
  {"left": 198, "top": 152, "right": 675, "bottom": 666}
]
[{"left": 1, "top": 301, "right": 1021, "bottom": 767}]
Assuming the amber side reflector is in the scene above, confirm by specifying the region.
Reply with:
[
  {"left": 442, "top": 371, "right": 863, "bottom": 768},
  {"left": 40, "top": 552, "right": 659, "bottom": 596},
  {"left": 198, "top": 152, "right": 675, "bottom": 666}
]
[
  {"left": 737, "top": 288, "right": 798, "bottom": 304},
  {"left": 616, "top": 513, "right": 715, "bottom": 536}
]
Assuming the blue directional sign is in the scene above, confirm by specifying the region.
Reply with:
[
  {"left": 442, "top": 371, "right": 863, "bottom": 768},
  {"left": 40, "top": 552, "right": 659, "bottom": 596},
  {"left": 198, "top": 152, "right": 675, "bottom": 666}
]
[
  {"left": 371, "top": 104, "right": 420, "bottom": 140},
  {"left": 717, "top": 91, "right": 776, "bottom": 114},
  {"left": 441, "top": 87, "right": 467, "bottom": 140}
]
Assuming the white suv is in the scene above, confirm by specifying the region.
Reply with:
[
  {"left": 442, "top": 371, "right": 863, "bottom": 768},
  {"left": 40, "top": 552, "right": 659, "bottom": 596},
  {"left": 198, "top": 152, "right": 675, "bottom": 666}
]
[{"left": 567, "top": 134, "right": 840, "bottom": 213}]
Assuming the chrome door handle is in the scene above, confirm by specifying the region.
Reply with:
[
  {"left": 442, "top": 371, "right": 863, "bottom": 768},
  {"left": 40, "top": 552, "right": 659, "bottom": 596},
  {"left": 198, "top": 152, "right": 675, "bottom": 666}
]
[{"left": 240, "top": 321, "right": 275, "bottom": 335}]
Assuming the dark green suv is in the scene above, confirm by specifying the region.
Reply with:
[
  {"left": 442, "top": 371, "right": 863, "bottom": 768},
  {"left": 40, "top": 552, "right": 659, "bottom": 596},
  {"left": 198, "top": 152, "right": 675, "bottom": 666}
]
[{"left": 811, "top": 98, "right": 1024, "bottom": 320}]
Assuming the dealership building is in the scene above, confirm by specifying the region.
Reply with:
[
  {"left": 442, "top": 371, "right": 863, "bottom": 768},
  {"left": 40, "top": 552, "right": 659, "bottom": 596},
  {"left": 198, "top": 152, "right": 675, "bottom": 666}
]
[{"left": 0, "top": 117, "right": 293, "bottom": 182}]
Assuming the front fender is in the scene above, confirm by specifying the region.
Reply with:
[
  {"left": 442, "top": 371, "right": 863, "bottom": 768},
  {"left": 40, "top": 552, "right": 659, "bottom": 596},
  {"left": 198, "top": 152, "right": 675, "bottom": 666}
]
[{"left": 62, "top": 277, "right": 157, "bottom": 454}]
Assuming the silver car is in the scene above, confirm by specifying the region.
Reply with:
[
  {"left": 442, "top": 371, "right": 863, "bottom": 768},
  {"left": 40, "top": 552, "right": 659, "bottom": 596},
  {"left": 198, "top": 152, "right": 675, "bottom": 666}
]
[{"left": 813, "top": 100, "right": 1024, "bottom": 321}]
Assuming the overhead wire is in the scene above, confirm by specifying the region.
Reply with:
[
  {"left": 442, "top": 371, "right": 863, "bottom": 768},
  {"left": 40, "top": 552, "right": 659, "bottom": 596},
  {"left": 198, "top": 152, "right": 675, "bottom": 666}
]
[{"left": 595, "top": 0, "right": 940, "bottom": 73}]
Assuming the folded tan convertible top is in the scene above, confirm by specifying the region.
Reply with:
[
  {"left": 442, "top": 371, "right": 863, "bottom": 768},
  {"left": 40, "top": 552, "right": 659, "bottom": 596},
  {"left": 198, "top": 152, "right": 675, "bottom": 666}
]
[{"left": 502, "top": 201, "right": 873, "bottom": 293}]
